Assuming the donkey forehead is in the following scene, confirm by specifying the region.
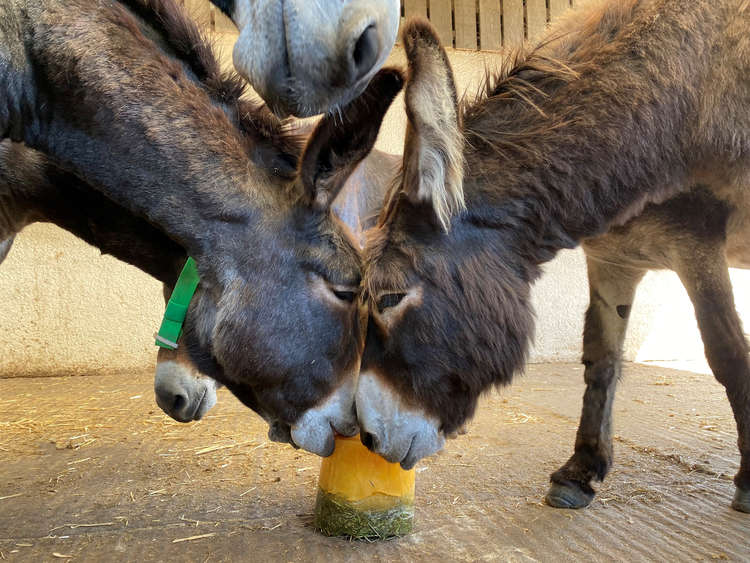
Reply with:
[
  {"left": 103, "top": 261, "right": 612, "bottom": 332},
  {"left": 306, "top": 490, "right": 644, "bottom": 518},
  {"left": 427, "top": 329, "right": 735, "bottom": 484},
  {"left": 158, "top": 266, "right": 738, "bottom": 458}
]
[
  {"left": 297, "top": 216, "right": 362, "bottom": 281},
  {"left": 365, "top": 214, "right": 456, "bottom": 289}
]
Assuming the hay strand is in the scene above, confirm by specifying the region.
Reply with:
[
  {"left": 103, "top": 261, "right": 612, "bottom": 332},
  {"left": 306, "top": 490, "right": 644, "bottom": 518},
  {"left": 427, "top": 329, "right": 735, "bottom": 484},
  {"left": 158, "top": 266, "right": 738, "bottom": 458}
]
[{"left": 172, "top": 533, "right": 216, "bottom": 543}]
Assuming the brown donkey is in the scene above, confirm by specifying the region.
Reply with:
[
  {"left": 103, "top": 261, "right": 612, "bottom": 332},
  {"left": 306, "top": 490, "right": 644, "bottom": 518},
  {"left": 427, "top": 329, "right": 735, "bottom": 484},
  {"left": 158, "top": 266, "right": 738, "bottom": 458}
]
[
  {"left": 355, "top": 4, "right": 750, "bottom": 514},
  {"left": 0, "top": 0, "right": 402, "bottom": 456}
]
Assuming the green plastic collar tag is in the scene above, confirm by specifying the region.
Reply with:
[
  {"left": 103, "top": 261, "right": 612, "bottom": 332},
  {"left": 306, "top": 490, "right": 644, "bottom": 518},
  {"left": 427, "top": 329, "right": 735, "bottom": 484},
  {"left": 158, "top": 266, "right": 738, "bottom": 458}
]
[{"left": 155, "top": 257, "right": 200, "bottom": 350}]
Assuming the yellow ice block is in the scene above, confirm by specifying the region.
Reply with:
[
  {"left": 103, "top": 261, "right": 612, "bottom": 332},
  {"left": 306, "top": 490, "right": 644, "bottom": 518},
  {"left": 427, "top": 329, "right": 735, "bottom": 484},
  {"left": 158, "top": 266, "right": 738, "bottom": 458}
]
[{"left": 314, "top": 435, "right": 416, "bottom": 538}]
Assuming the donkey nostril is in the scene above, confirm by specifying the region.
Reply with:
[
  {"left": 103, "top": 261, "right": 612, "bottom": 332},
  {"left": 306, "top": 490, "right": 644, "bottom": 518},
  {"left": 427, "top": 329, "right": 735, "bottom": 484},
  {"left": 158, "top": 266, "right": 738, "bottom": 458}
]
[
  {"left": 360, "top": 431, "right": 378, "bottom": 452},
  {"left": 172, "top": 393, "right": 188, "bottom": 413},
  {"left": 351, "top": 26, "right": 379, "bottom": 82}
]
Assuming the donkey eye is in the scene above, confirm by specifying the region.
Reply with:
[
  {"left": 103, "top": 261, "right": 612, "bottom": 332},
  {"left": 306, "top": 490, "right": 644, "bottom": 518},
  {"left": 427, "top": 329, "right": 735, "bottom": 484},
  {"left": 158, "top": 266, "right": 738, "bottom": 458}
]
[
  {"left": 332, "top": 289, "right": 357, "bottom": 303},
  {"left": 377, "top": 293, "right": 406, "bottom": 312}
]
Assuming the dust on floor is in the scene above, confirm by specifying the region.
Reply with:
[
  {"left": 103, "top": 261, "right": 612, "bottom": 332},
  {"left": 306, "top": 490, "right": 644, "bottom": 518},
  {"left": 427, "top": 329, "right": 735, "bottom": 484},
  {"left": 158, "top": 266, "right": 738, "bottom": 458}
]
[{"left": 0, "top": 363, "right": 747, "bottom": 562}]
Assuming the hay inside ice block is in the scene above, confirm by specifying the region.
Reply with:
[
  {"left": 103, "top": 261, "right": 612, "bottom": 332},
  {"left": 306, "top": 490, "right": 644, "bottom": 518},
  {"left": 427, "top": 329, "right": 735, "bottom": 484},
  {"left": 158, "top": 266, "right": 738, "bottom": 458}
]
[{"left": 314, "top": 435, "right": 416, "bottom": 538}]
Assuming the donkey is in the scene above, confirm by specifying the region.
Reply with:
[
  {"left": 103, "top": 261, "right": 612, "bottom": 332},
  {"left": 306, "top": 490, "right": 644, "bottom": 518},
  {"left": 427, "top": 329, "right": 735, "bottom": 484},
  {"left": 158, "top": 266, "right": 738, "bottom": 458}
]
[
  {"left": 355, "top": 5, "right": 750, "bottom": 514},
  {"left": 0, "top": 133, "right": 220, "bottom": 422},
  {"left": 0, "top": 0, "right": 402, "bottom": 456},
  {"left": 0, "top": 140, "right": 398, "bottom": 426},
  {"left": 208, "top": 0, "right": 400, "bottom": 117},
  {"left": 152, "top": 146, "right": 400, "bottom": 423}
]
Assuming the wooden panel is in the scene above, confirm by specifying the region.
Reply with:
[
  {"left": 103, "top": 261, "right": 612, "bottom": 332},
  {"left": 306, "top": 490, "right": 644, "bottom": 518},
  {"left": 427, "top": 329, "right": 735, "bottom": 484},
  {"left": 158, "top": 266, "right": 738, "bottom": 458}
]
[
  {"left": 212, "top": 6, "right": 237, "bottom": 33},
  {"left": 403, "top": 0, "right": 427, "bottom": 19},
  {"left": 526, "top": 0, "right": 548, "bottom": 41},
  {"left": 479, "top": 0, "right": 502, "bottom": 51},
  {"left": 549, "top": 0, "right": 569, "bottom": 21},
  {"left": 502, "top": 0, "right": 524, "bottom": 47},
  {"left": 429, "top": 0, "right": 454, "bottom": 47},
  {"left": 454, "top": 0, "right": 477, "bottom": 50},
  {"left": 176, "top": 0, "right": 541, "bottom": 51}
]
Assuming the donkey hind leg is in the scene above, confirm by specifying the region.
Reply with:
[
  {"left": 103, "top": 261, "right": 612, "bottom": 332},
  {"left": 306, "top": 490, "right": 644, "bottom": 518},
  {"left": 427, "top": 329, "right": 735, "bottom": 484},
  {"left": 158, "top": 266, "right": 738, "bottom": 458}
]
[
  {"left": 547, "top": 257, "right": 646, "bottom": 509},
  {"left": 0, "top": 236, "right": 14, "bottom": 264},
  {"left": 676, "top": 252, "right": 750, "bottom": 513}
]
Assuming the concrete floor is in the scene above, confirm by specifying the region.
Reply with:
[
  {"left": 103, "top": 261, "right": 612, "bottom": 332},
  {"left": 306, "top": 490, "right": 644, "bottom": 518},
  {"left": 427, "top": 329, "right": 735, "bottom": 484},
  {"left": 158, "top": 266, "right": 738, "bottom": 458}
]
[{"left": 0, "top": 363, "right": 747, "bottom": 562}]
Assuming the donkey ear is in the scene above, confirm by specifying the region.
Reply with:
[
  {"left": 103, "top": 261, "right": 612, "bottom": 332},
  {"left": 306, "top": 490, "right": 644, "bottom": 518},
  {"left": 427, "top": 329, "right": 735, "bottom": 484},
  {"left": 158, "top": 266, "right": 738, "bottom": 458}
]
[
  {"left": 299, "top": 68, "right": 404, "bottom": 210},
  {"left": 401, "top": 19, "right": 464, "bottom": 230}
]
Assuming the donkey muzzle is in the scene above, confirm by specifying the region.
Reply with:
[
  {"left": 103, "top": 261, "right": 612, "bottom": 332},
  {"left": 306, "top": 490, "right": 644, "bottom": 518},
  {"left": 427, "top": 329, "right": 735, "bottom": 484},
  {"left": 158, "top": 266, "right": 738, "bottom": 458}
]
[{"left": 355, "top": 371, "right": 445, "bottom": 469}]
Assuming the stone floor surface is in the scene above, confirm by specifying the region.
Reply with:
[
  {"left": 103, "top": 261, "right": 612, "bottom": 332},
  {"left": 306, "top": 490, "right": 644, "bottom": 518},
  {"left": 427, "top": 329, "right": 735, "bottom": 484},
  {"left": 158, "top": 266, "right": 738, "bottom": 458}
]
[{"left": 0, "top": 362, "right": 747, "bottom": 561}]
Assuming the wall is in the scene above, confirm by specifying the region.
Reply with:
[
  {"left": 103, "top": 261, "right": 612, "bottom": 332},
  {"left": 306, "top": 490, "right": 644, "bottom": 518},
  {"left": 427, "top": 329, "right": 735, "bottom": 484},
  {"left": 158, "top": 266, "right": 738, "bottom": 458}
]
[{"left": 2, "top": 26, "right": 748, "bottom": 377}]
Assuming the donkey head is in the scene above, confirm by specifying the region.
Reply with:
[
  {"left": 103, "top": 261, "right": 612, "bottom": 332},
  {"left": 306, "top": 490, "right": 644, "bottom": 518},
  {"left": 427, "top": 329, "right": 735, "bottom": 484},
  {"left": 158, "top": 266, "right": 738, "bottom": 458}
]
[
  {"left": 183, "top": 69, "right": 404, "bottom": 457},
  {"left": 227, "top": 0, "right": 400, "bottom": 116},
  {"left": 357, "top": 22, "right": 534, "bottom": 468}
]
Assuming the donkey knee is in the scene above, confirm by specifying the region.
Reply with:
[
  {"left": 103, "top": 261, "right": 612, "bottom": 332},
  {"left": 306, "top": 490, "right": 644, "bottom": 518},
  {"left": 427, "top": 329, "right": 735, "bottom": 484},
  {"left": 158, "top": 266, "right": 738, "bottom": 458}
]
[
  {"left": 581, "top": 357, "right": 620, "bottom": 389},
  {"left": 705, "top": 351, "right": 750, "bottom": 389}
]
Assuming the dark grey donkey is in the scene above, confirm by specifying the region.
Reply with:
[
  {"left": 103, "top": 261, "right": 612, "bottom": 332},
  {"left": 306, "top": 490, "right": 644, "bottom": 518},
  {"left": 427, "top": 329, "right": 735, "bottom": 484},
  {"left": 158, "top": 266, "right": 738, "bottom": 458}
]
[
  {"left": 151, "top": 145, "right": 400, "bottom": 425},
  {"left": 0, "top": 0, "right": 402, "bottom": 456},
  {"left": 0, "top": 140, "right": 398, "bottom": 429}
]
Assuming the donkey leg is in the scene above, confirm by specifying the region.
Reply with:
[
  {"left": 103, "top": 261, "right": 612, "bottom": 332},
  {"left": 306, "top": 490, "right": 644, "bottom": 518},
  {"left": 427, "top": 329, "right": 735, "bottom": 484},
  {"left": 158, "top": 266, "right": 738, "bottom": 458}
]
[
  {"left": 676, "top": 253, "right": 750, "bottom": 513},
  {"left": 547, "top": 257, "right": 645, "bottom": 508}
]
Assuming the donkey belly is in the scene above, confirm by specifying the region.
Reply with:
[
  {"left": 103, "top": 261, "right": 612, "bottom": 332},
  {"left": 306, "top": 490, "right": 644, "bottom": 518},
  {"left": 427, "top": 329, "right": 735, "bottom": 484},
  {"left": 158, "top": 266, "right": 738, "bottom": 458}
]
[{"left": 584, "top": 185, "right": 745, "bottom": 272}]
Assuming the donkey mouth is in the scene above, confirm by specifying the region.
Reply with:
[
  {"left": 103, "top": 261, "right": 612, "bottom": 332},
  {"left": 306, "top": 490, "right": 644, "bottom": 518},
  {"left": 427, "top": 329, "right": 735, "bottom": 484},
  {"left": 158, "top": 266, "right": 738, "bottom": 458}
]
[
  {"left": 289, "top": 375, "right": 359, "bottom": 456},
  {"left": 268, "top": 420, "right": 295, "bottom": 446},
  {"left": 400, "top": 435, "right": 418, "bottom": 470},
  {"left": 189, "top": 388, "right": 208, "bottom": 421},
  {"left": 355, "top": 371, "right": 446, "bottom": 467}
]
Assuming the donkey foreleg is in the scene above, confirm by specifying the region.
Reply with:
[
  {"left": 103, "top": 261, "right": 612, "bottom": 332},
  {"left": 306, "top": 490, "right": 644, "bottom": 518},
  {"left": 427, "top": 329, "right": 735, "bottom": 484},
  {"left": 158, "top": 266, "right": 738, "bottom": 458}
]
[
  {"left": 547, "top": 256, "right": 645, "bottom": 509},
  {"left": 676, "top": 251, "right": 750, "bottom": 513}
]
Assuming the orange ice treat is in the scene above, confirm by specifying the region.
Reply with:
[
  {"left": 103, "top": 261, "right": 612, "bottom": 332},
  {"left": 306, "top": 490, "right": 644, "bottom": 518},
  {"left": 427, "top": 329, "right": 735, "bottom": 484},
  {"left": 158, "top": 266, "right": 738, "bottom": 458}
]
[{"left": 314, "top": 435, "right": 416, "bottom": 538}]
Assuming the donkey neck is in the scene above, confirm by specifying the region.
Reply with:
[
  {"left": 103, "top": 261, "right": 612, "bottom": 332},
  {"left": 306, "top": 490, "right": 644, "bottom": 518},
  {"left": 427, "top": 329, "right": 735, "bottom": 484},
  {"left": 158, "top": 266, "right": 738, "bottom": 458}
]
[
  {"left": 460, "top": 4, "right": 712, "bottom": 267},
  {"left": 0, "top": 141, "right": 186, "bottom": 286},
  {"left": 9, "top": 0, "right": 282, "bottom": 260}
]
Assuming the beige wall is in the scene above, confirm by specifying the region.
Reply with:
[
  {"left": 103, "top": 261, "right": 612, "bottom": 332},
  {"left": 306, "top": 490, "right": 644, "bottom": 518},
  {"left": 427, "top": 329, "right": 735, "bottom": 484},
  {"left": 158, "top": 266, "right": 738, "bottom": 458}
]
[
  {"left": 0, "top": 224, "right": 163, "bottom": 377},
  {"left": 2, "top": 42, "right": 748, "bottom": 377}
]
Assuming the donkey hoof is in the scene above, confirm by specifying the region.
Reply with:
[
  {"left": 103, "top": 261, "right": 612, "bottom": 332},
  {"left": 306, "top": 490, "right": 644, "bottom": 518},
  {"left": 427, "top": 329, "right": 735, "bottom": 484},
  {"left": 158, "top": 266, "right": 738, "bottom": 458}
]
[
  {"left": 731, "top": 487, "right": 750, "bottom": 513},
  {"left": 546, "top": 480, "right": 595, "bottom": 509}
]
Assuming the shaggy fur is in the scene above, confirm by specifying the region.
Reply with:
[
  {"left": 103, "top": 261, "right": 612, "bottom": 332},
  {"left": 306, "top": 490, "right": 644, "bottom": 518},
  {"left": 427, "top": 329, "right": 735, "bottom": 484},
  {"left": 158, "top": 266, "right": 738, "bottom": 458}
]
[
  {"left": 0, "top": 0, "right": 402, "bottom": 441},
  {"left": 360, "top": 2, "right": 750, "bottom": 511}
]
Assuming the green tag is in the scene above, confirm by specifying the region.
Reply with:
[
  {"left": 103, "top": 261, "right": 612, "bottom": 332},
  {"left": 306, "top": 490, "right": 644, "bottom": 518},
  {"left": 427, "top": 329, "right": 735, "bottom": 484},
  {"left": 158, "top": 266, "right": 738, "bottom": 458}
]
[{"left": 155, "top": 257, "right": 200, "bottom": 350}]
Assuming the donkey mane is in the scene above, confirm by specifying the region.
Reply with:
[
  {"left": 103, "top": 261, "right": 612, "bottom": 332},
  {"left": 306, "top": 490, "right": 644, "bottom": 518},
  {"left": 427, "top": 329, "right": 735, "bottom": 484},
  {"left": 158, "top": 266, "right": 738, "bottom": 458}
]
[
  {"left": 119, "top": 0, "right": 304, "bottom": 168},
  {"left": 372, "top": 38, "right": 582, "bottom": 236},
  {"left": 484, "top": 39, "right": 580, "bottom": 104},
  {"left": 462, "top": 40, "right": 581, "bottom": 160}
]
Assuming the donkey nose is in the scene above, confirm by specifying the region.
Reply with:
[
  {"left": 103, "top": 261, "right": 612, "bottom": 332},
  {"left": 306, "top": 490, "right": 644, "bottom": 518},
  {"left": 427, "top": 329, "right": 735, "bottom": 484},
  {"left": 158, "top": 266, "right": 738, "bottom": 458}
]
[
  {"left": 347, "top": 25, "right": 380, "bottom": 84},
  {"left": 360, "top": 430, "right": 380, "bottom": 453},
  {"left": 170, "top": 391, "right": 188, "bottom": 413},
  {"left": 155, "top": 385, "right": 188, "bottom": 417}
]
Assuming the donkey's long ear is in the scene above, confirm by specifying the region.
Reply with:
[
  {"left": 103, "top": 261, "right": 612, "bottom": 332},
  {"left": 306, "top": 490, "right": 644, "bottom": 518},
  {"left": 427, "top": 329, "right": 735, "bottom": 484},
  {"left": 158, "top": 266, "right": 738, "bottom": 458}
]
[
  {"left": 402, "top": 19, "right": 464, "bottom": 230},
  {"left": 300, "top": 68, "right": 404, "bottom": 210}
]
